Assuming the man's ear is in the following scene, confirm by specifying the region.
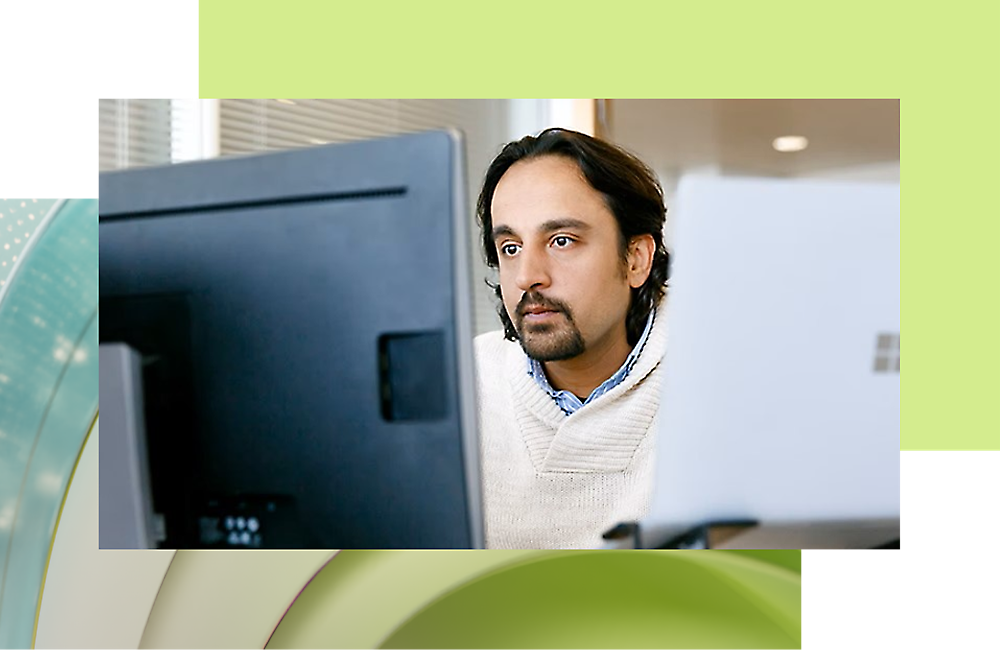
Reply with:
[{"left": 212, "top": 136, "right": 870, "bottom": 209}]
[{"left": 627, "top": 234, "right": 655, "bottom": 288}]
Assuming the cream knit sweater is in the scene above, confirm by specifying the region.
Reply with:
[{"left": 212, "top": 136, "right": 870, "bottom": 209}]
[{"left": 475, "top": 300, "right": 668, "bottom": 549}]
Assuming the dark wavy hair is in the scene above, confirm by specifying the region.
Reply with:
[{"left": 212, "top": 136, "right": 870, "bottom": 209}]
[{"left": 476, "top": 128, "right": 670, "bottom": 346}]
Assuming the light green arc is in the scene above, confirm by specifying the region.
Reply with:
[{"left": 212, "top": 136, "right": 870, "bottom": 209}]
[{"left": 267, "top": 550, "right": 801, "bottom": 649}]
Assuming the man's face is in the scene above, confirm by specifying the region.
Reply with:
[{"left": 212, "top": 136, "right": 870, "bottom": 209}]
[{"left": 490, "top": 155, "right": 634, "bottom": 362}]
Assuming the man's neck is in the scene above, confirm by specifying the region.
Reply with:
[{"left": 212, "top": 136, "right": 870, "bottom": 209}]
[{"left": 542, "top": 327, "right": 632, "bottom": 401}]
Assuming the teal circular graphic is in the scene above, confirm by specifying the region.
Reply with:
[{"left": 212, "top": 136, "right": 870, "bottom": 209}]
[{"left": 0, "top": 200, "right": 98, "bottom": 648}]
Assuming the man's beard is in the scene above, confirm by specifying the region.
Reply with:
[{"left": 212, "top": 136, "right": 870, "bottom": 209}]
[{"left": 512, "top": 291, "right": 585, "bottom": 362}]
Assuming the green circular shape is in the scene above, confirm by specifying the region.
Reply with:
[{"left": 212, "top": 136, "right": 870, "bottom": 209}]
[
  {"left": 267, "top": 550, "right": 799, "bottom": 649},
  {"left": 267, "top": 550, "right": 540, "bottom": 649},
  {"left": 380, "top": 552, "right": 800, "bottom": 649}
]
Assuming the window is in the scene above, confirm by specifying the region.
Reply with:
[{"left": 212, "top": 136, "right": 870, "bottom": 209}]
[{"left": 98, "top": 100, "right": 172, "bottom": 171}]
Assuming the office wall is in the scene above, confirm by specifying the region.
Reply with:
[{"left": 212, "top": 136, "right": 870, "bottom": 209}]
[{"left": 797, "top": 160, "right": 900, "bottom": 183}]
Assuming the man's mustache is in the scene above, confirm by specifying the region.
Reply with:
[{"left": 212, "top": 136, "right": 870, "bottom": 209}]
[{"left": 516, "top": 292, "right": 571, "bottom": 318}]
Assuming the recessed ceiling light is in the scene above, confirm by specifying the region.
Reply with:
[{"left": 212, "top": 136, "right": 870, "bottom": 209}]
[{"left": 772, "top": 135, "right": 808, "bottom": 152}]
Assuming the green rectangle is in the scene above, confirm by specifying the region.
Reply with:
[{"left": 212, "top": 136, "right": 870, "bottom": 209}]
[{"left": 199, "top": 0, "right": 1000, "bottom": 450}]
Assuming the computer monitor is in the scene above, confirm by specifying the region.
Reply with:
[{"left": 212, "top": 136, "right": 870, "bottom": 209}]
[
  {"left": 99, "top": 130, "right": 483, "bottom": 549},
  {"left": 644, "top": 175, "right": 900, "bottom": 549}
]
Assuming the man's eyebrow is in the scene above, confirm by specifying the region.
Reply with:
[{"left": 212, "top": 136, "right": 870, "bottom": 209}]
[
  {"left": 491, "top": 219, "right": 591, "bottom": 242},
  {"left": 491, "top": 224, "right": 517, "bottom": 241},
  {"left": 538, "top": 218, "right": 590, "bottom": 234}
]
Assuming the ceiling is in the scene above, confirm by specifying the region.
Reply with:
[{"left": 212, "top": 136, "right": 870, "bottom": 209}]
[{"left": 604, "top": 99, "right": 899, "bottom": 179}]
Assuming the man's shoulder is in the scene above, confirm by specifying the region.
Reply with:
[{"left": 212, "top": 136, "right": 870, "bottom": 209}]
[
  {"left": 474, "top": 330, "right": 517, "bottom": 395},
  {"left": 474, "top": 329, "right": 510, "bottom": 361}
]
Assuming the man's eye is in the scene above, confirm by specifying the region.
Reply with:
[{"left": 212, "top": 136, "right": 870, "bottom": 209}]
[
  {"left": 500, "top": 243, "right": 520, "bottom": 256},
  {"left": 552, "top": 236, "right": 572, "bottom": 248}
]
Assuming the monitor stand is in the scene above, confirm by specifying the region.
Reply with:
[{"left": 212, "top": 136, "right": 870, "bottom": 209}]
[{"left": 99, "top": 343, "right": 165, "bottom": 549}]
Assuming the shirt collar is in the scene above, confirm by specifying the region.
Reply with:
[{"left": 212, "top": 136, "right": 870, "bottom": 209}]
[{"left": 525, "top": 309, "right": 656, "bottom": 416}]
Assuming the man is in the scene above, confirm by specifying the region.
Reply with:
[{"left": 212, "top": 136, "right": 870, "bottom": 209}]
[{"left": 474, "top": 128, "right": 671, "bottom": 549}]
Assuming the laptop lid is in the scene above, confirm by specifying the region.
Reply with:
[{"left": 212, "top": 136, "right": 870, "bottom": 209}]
[{"left": 645, "top": 175, "right": 900, "bottom": 548}]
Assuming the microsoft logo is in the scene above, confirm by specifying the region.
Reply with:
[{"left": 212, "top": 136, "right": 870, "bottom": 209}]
[{"left": 874, "top": 333, "right": 900, "bottom": 373}]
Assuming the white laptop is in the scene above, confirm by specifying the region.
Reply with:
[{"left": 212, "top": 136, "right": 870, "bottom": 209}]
[{"left": 642, "top": 175, "right": 900, "bottom": 549}]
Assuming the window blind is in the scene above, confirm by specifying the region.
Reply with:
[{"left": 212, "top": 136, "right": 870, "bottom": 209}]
[
  {"left": 221, "top": 99, "right": 482, "bottom": 153},
  {"left": 98, "top": 99, "right": 172, "bottom": 171}
]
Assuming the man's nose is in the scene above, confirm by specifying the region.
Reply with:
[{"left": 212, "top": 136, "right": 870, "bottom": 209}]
[{"left": 515, "top": 247, "right": 550, "bottom": 292}]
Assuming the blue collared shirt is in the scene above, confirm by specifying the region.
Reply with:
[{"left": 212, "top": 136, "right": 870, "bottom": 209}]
[{"left": 526, "top": 310, "right": 655, "bottom": 416}]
